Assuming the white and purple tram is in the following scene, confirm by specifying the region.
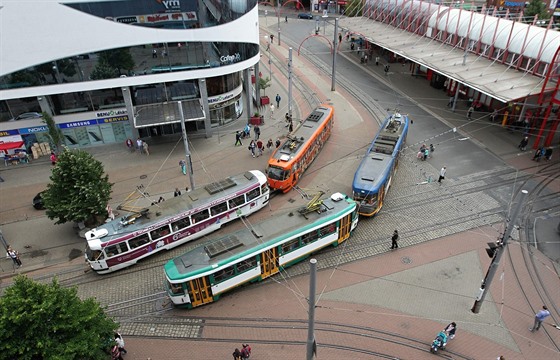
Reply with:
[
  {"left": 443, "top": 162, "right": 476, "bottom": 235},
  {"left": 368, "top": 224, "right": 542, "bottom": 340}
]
[{"left": 85, "top": 170, "right": 269, "bottom": 274}]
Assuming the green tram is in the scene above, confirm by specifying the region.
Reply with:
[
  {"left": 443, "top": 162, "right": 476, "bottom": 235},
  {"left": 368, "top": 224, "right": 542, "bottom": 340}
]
[{"left": 164, "top": 192, "right": 358, "bottom": 308}]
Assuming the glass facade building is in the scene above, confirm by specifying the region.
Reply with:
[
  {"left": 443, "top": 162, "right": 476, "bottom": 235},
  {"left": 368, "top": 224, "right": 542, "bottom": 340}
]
[{"left": 0, "top": 0, "right": 260, "bottom": 149}]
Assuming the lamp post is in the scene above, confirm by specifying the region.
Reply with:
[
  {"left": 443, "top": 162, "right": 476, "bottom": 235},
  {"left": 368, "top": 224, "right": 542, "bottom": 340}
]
[{"left": 264, "top": 35, "right": 272, "bottom": 81}]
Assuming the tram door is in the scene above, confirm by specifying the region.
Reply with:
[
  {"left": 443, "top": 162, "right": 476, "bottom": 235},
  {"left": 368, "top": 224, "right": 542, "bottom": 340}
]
[
  {"left": 260, "top": 248, "right": 279, "bottom": 279},
  {"left": 338, "top": 214, "right": 353, "bottom": 244},
  {"left": 187, "top": 276, "right": 213, "bottom": 308}
]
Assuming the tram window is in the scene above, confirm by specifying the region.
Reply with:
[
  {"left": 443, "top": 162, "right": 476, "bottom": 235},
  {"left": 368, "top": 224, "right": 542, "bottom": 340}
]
[
  {"left": 86, "top": 249, "right": 104, "bottom": 261},
  {"left": 192, "top": 209, "right": 209, "bottom": 223},
  {"left": 150, "top": 225, "right": 171, "bottom": 240},
  {"left": 268, "top": 166, "right": 289, "bottom": 181},
  {"left": 129, "top": 234, "right": 150, "bottom": 249},
  {"left": 301, "top": 231, "right": 319, "bottom": 245},
  {"left": 246, "top": 188, "right": 260, "bottom": 201},
  {"left": 104, "top": 242, "right": 129, "bottom": 258},
  {"left": 228, "top": 194, "right": 245, "bottom": 209},
  {"left": 169, "top": 282, "right": 184, "bottom": 295},
  {"left": 210, "top": 202, "right": 228, "bottom": 216},
  {"left": 319, "top": 224, "right": 337, "bottom": 237},
  {"left": 236, "top": 257, "right": 257, "bottom": 273},
  {"left": 261, "top": 183, "right": 268, "bottom": 194},
  {"left": 281, "top": 239, "right": 300, "bottom": 253},
  {"left": 213, "top": 265, "right": 235, "bottom": 283},
  {"left": 172, "top": 217, "right": 190, "bottom": 232}
]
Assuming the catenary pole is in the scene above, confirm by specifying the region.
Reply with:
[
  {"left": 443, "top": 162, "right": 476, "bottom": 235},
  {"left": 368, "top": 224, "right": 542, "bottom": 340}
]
[
  {"left": 471, "top": 189, "right": 528, "bottom": 313},
  {"left": 306, "top": 259, "right": 317, "bottom": 360},
  {"left": 277, "top": 0, "right": 281, "bottom": 45},
  {"left": 332, "top": 18, "right": 338, "bottom": 91},
  {"left": 288, "top": 47, "right": 293, "bottom": 119},
  {"left": 177, "top": 101, "right": 195, "bottom": 191}
]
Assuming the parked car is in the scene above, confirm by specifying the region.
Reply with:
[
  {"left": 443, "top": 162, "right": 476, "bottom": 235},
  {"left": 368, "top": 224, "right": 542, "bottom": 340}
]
[
  {"left": 297, "top": 13, "right": 314, "bottom": 19},
  {"left": 33, "top": 192, "right": 45, "bottom": 210}
]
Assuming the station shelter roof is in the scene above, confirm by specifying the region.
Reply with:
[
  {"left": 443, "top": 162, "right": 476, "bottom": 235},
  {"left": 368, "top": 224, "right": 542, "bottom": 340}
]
[{"left": 338, "top": 7, "right": 560, "bottom": 103}]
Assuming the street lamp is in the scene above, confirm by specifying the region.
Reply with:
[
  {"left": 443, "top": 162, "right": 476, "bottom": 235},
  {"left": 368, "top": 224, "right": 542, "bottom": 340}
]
[{"left": 264, "top": 35, "right": 272, "bottom": 81}]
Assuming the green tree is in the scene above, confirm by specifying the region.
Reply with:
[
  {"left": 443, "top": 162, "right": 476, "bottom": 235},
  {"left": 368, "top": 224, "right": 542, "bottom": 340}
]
[
  {"left": 259, "top": 76, "right": 271, "bottom": 96},
  {"left": 525, "top": 0, "right": 551, "bottom": 21},
  {"left": 43, "top": 149, "right": 112, "bottom": 225},
  {"left": 90, "top": 58, "right": 118, "bottom": 80},
  {"left": 346, "top": 0, "right": 363, "bottom": 17},
  {"left": 0, "top": 276, "right": 118, "bottom": 359},
  {"left": 42, "top": 112, "right": 63, "bottom": 151},
  {"left": 99, "top": 48, "right": 135, "bottom": 76}
]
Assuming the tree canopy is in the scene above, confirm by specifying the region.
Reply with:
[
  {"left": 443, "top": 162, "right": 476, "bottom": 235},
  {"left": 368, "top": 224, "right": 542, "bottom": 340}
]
[
  {"left": 42, "top": 112, "right": 63, "bottom": 151},
  {"left": 0, "top": 276, "right": 118, "bottom": 359},
  {"left": 43, "top": 148, "right": 112, "bottom": 225},
  {"left": 258, "top": 76, "right": 271, "bottom": 96},
  {"left": 525, "top": 0, "right": 551, "bottom": 21}
]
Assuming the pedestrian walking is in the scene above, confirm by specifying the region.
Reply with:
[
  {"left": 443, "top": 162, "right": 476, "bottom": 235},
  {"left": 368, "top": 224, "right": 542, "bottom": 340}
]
[
  {"left": 174, "top": 188, "right": 182, "bottom": 197},
  {"left": 285, "top": 15, "right": 288, "bottom": 22},
  {"left": 266, "top": 138, "right": 273, "bottom": 152},
  {"left": 390, "top": 230, "right": 399, "bottom": 249},
  {"left": 254, "top": 125, "right": 261, "bottom": 140},
  {"left": 364, "top": 54, "right": 368, "bottom": 64},
  {"left": 152, "top": 49, "right": 157, "bottom": 58},
  {"left": 544, "top": 147, "right": 553, "bottom": 160},
  {"left": 136, "top": 137, "right": 143, "bottom": 152},
  {"left": 490, "top": 109, "right": 498, "bottom": 122},
  {"left": 125, "top": 138, "right": 134, "bottom": 152},
  {"left": 496, "top": 356, "right": 505, "bottom": 360},
  {"left": 529, "top": 305, "right": 550, "bottom": 332},
  {"left": 444, "top": 322, "right": 457, "bottom": 339},
  {"left": 447, "top": 96, "right": 454, "bottom": 107},
  {"left": 241, "top": 344, "right": 251, "bottom": 359},
  {"left": 256, "top": 139, "right": 263, "bottom": 156},
  {"left": 532, "top": 146, "right": 545, "bottom": 161},
  {"left": 270, "top": 34, "right": 274, "bottom": 43},
  {"left": 179, "top": 159, "right": 187, "bottom": 175},
  {"left": 275, "top": 138, "right": 281, "bottom": 148},
  {"left": 7, "top": 246, "right": 22, "bottom": 267},
  {"left": 235, "top": 131, "right": 243, "bottom": 146},
  {"left": 438, "top": 166, "right": 447, "bottom": 184},
  {"left": 50, "top": 151, "right": 57, "bottom": 165},
  {"left": 249, "top": 140, "right": 256, "bottom": 157},
  {"left": 284, "top": 113, "right": 291, "bottom": 127},
  {"left": 232, "top": 348, "right": 241, "bottom": 360},
  {"left": 111, "top": 343, "right": 123, "bottom": 360},
  {"left": 467, "top": 106, "right": 474, "bottom": 120},
  {"left": 270, "top": 103, "right": 275, "bottom": 117},
  {"left": 338, "top": 32, "right": 342, "bottom": 43},
  {"left": 423, "top": 148, "right": 429, "bottom": 160},
  {"left": 142, "top": 141, "right": 150, "bottom": 156},
  {"left": 518, "top": 136, "right": 529, "bottom": 151},
  {"left": 275, "top": 93, "right": 281, "bottom": 108},
  {"left": 384, "top": 64, "right": 390, "bottom": 75},
  {"left": 375, "top": 56, "right": 379, "bottom": 66},
  {"left": 114, "top": 333, "right": 127, "bottom": 355},
  {"left": 288, "top": 118, "right": 293, "bottom": 133}
]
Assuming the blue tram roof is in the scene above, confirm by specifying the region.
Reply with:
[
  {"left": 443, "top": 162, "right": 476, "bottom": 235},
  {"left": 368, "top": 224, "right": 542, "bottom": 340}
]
[
  {"left": 269, "top": 104, "right": 333, "bottom": 166},
  {"left": 164, "top": 192, "right": 356, "bottom": 281},
  {"left": 352, "top": 113, "right": 409, "bottom": 194},
  {"left": 86, "top": 170, "right": 266, "bottom": 244}
]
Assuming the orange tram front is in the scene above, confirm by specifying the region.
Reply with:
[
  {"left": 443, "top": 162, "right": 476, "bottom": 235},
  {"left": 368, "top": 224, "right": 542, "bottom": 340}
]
[{"left": 266, "top": 104, "right": 334, "bottom": 192}]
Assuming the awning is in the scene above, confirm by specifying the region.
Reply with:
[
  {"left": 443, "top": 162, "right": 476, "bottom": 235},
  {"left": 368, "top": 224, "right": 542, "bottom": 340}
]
[
  {"left": 0, "top": 141, "right": 24, "bottom": 151},
  {"left": 134, "top": 100, "right": 205, "bottom": 128}
]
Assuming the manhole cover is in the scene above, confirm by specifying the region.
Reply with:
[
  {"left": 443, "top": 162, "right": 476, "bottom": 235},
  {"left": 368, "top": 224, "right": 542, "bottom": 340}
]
[
  {"left": 401, "top": 256, "right": 412, "bottom": 264},
  {"left": 140, "top": 175, "right": 148, "bottom": 179},
  {"left": 288, "top": 198, "right": 296, "bottom": 203}
]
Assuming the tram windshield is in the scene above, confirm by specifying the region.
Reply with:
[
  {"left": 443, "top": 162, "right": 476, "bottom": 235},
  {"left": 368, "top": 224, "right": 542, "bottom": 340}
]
[
  {"left": 85, "top": 245, "right": 104, "bottom": 261},
  {"left": 267, "top": 166, "right": 289, "bottom": 181}
]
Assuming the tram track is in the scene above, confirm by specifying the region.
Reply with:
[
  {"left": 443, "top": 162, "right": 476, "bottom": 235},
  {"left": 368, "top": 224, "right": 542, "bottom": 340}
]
[{"left": 114, "top": 314, "right": 474, "bottom": 359}]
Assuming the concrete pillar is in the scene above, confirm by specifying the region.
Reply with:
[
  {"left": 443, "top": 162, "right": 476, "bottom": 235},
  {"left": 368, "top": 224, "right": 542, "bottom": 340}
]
[
  {"left": 243, "top": 69, "right": 253, "bottom": 121},
  {"left": 37, "top": 96, "right": 53, "bottom": 117},
  {"left": 121, "top": 86, "right": 139, "bottom": 139},
  {"left": 198, "top": 78, "right": 212, "bottom": 138}
]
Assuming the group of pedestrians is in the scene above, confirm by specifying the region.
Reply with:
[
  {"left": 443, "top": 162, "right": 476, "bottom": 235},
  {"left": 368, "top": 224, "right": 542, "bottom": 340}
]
[
  {"left": 232, "top": 343, "right": 251, "bottom": 359},
  {"left": 416, "top": 144, "right": 434, "bottom": 161},
  {"left": 7, "top": 245, "right": 22, "bottom": 268},
  {"left": 125, "top": 138, "right": 149, "bottom": 155},
  {"left": 111, "top": 332, "right": 127, "bottom": 360}
]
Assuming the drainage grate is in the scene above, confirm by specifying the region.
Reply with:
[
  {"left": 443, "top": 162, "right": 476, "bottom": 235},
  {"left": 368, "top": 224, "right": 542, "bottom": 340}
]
[{"left": 401, "top": 256, "right": 412, "bottom": 264}]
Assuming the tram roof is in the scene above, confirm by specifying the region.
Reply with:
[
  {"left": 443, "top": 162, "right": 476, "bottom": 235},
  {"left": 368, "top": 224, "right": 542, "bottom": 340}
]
[
  {"left": 338, "top": 17, "right": 551, "bottom": 103},
  {"left": 86, "top": 170, "right": 264, "bottom": 245},
  {"left": 269, "top": 105, "right": 333, "bottom": 166},
  {"left": 165, "top": 193, "right": 355, "bottom": 281}
]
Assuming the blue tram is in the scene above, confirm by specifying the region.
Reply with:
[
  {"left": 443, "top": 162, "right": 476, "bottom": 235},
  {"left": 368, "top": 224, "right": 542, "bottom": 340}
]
[{"left": 352, "top": 111, "right": 409, "bottom": 216}]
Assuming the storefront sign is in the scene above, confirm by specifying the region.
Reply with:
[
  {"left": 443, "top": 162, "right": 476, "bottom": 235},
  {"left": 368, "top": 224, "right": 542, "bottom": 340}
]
[
  {"left": 0, "top": 129, "right": 20, "bottom": 136},
  {"left": 59, "top": 120, "right": 97, "bottom": 129},
  {"left": 19, "top": 126, "right": 48, "bottom": 134},
  {"left": 98, "top": 116, "right": 129, "bottom": 123},
  {"left": 220, "top": 53, "right": 241, "bottom": 64},
  {"left": 0, "top": 134, "right": 23, "bottom": 143},
  {"left": 96, "top": 109, "right": 127, "bottom": 118},
  {"left": 208, "top": 85, "right": 243, "bottom": 105}
]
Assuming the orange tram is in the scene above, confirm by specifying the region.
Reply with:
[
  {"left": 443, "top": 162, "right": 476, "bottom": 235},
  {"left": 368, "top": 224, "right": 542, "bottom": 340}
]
[{"left": 266, "top": 104, "right": 334, "bottom": 192}]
